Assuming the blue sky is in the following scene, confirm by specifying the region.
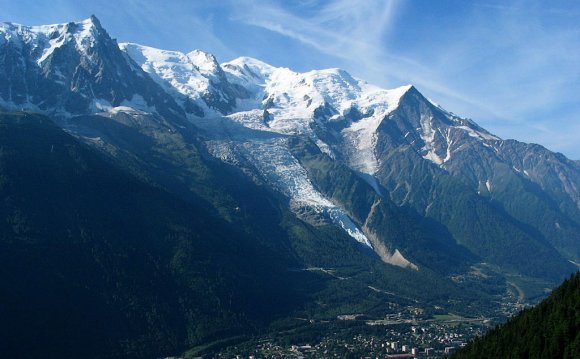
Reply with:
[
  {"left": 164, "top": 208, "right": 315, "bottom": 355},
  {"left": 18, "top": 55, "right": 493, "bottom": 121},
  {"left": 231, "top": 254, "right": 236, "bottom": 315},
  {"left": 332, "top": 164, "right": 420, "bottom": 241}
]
[{"left": 2, "top": 0, "right": 579, "bottom": 159}]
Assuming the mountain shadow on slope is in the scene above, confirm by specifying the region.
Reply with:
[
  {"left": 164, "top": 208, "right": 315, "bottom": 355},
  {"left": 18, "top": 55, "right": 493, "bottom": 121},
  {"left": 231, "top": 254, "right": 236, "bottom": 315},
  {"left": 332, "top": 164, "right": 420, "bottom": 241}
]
[{"left": 0, "top": 112, "right": 313, "bottom": 359}]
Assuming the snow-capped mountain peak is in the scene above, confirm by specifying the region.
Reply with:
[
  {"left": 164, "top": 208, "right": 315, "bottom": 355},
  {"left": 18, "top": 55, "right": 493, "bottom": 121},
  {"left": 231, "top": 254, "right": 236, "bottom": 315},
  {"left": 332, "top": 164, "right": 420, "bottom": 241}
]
[
  {"left": 120, "top": 43, "right": 214, "bottom": 109},
  {"left": 222, "top": 59, "right": 413, "bottom": 131},
  {"left": 222, "top": 56, "right": 277, "bottom": 84},
  {"left": 187, "top": 49, "right": 224, "bottom": 78},
  {"left": 121, "top": 43, "right": 243, "bottom": 116},
  {"left": 0, "top": 16, "right": 186, "bottom": 119},
  {"left": 221, "top": 60, "right": 416, "bottom": 176},
  {"left": 0, "top": 16, "right": 104, "bottom": 66}
]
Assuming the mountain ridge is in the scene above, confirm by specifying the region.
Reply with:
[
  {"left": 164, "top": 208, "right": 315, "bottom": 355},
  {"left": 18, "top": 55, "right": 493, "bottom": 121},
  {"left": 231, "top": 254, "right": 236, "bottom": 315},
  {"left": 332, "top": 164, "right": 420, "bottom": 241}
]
[{"left": 2, "top": 16, "right": 578, "bottom": 276}]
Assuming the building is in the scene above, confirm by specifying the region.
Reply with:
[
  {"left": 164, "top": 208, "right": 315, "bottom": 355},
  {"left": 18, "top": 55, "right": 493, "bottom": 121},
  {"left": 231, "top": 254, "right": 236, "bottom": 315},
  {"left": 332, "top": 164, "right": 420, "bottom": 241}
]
[{"left": 445, "top": 346, "right": 456, "bottom": 354}]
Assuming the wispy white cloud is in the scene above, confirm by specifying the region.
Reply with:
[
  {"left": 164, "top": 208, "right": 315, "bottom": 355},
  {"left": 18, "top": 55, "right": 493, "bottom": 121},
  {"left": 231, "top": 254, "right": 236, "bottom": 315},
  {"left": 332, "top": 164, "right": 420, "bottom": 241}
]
[
  {"left": 433, "top": 2, "right": 580, "bottom": 112},
  {"left": 229, "top": 0, "right": 400, "bottom": 79},
  {"left": 114, "top": 0, "right": 238, "bottom": 60},
  {"left": 227, "top": 0, "right": 506, "bottom": 117}
]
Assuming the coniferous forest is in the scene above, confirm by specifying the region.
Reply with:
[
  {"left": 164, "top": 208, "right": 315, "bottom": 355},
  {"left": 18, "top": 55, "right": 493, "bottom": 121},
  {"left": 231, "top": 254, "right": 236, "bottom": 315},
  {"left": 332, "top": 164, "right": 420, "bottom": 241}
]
[{"left": 454, "top": 272, "right": 580, "bottom": 359}]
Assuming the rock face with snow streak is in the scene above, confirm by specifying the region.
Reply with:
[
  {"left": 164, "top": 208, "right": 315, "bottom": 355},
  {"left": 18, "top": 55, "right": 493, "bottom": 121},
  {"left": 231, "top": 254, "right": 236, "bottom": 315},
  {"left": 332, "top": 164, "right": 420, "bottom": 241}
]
[
  {"left": 0, "top": 16, "right": 183, "bottom": 119},
  {"left": 1, "top": 16, "right": 579, "bottom": 278},
  {"left": 371, "top": 87, "right": 580, "bottom": 263}
]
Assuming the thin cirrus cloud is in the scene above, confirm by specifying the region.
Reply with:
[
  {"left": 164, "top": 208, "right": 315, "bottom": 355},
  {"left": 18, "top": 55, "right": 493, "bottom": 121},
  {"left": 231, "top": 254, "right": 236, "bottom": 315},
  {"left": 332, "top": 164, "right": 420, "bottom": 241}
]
[
  {"left": 229, "top": 0, "right": 497, "bottom": 111},
  {"left": 230, "top": 0, "right": 402, "bottom": 82}
]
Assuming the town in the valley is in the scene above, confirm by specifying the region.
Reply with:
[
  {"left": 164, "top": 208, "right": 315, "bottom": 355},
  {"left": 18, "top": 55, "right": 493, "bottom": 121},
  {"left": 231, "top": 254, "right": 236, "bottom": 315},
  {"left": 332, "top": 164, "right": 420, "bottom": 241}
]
[{"left": 199, "top": 286, "right": 526, "bottom": 359}]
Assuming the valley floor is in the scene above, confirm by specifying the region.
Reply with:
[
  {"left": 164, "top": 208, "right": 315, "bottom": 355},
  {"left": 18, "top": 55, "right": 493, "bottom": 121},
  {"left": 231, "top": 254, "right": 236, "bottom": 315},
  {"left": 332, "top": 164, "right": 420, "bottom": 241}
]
[{"left": 184, "top": 286, "right": 525, "bottom": 359}]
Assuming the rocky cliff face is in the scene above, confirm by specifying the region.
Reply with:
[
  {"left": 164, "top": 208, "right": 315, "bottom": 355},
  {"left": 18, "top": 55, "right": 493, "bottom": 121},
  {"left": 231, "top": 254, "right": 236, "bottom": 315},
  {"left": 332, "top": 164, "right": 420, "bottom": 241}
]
[{"left": 0, "top": 16, "right": 183, "bottom": 120}]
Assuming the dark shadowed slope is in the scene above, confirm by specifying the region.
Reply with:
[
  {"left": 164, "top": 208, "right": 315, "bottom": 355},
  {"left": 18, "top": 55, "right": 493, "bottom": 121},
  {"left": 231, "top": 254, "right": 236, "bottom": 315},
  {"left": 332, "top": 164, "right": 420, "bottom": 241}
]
[{"left": 0, "top": 112, "right": 312, "bottom": 359}]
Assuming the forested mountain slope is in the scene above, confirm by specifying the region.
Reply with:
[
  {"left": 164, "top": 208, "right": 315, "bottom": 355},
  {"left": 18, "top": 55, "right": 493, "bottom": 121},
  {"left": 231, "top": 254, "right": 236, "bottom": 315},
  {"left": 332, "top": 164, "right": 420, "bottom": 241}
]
[{"left": 454, "top": 272, "right": 580, "bottom": 359}]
